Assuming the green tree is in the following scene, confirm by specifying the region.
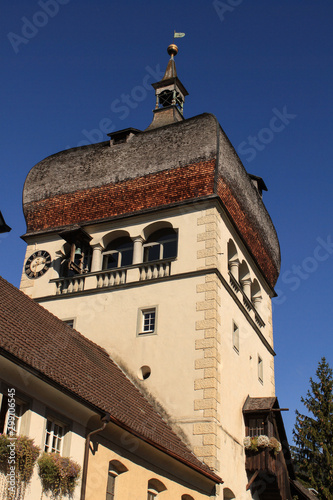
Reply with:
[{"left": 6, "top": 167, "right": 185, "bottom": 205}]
[{"left": 292, "top": 357, "right": 333, "bottom": 499}]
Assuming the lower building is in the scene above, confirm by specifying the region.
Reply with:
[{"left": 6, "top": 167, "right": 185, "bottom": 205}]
[{"left": 0, "top": 276, "right": 221, "bottom": 499}]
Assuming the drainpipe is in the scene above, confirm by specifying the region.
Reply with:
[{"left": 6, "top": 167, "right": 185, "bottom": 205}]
[{"left": 80, "top": 413, "right": 111, "bottom": 500}]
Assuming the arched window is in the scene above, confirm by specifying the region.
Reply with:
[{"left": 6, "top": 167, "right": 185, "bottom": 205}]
[
  {"left": 239, "top": 261, "right": 251, "bottom": 298},
  {"left": 227, "top": 240, "right": 238, "bottom": 268},
  {"left": 147, "top": 478, "right": 167, "bottom": 499},
  {"left": 106, "top": 460, "right": 128, "bottom": 500},
  {"left": 148, "top": 489, "right": 158, "bottom": 500},
  {"left": 143, "top": 228, "right": 177, "bottom": 262},
  {"left": 102, "top": 237, "right": 133, "bottom": 270},
  {"left": 251, "top": 279, "right": 262, "bottom": 308},
  {"left": 227, "top": 239, "right": 239, "bottom": 280},
  {"left": 182, "top": 495, "right": 195, "bottom": 500},
  {"left": 239, "top": 261, "right": 250, "bottom": 283},
  {"left": 223, "top": 487, "right": 236, "bottom": 499}
]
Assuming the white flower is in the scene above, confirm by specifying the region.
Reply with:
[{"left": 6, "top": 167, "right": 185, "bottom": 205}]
[
  {"left": 243, "top": 436, "right": 251, "bottom": 448},
  {"left": 257, "top": 435, "right": 269, "bottom": 447}
]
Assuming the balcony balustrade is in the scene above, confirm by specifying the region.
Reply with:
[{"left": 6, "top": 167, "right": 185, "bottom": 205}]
[
  {"left": 55, "top": 275, "right": 85, "bottom": 295},
  {"left": 139, "top": 260, "right": 171, "bottom": 280},
  {"left": 228, "top": 272, "right": 265, "bottom": 328},
  {"left": 97, "top": 269, "right": 127, "bottom": 288},
  {"left": 51, "top": 259, "right": 173, "bottom": 295}
]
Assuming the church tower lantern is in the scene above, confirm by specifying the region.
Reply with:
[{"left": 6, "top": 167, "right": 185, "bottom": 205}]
[{"left": 146, "top": 43, "right": 188, "bottom": 130}]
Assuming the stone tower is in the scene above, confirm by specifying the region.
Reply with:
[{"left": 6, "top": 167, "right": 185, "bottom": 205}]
[{"left": 20, "top": 45, "right": 282, "bottom": 499}]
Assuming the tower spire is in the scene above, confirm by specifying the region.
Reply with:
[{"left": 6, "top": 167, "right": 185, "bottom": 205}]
[{"left": 145, "top": 43, "right": 188, "bottom": 130}]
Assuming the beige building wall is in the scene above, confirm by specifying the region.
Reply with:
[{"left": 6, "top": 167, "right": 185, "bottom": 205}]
[
  {"left": 19, "top": 201, "right": 277, "bottom": 499},
  {"left": 85, "top": 424, "right": 217, "bottom": 500},
  {"left": 0, "top": 357, "right": 88, "bottom": 500}
]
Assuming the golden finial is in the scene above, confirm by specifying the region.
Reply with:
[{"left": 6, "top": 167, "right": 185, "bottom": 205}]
[{"left": 167, "top": 44, "right": 178, "bottom": 57}]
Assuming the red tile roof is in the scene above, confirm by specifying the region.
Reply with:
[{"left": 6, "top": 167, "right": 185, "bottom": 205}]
[{"left": 0, "top": 276, "right": 221, "bottom": 483}]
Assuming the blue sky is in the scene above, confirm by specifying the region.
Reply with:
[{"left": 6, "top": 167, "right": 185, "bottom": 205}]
[{"left": 1, "top": 0, "right": 333, "bottom": 442}]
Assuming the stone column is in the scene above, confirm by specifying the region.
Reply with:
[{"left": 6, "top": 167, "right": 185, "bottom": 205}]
[
  {"left": 91, "top": 244, "right": 103, "bottom": 272},
  {"left": 132, "top": 236, "right": 144, "bottom": 265},
  {"left": 229, "top": 259, "right": 239, "bottom": 280},
  {"left": 252, "top": 295, "right": 262, "bottom": 309},
  {"left": 241, "top": 277, "right": 252, "bottom": 299}
]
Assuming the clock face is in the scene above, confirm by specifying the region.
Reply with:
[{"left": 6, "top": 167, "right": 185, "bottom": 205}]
[{"left": 25, "top": 250, "right": 52, "bottom": 279}]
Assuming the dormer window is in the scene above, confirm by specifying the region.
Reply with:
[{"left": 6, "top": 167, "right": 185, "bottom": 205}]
[
  {"left": 249, "top": 174, "right": 268, "bottom": 198},
  {"left": 108, "top": 128, "right": 141, "bottom": 146}
]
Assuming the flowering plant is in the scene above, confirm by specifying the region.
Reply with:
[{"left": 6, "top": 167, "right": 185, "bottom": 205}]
[
  {"left": 243, "top": 436, "right": 259, "bottom": 451},
  {"left": 257, "top": 434, "right": 270, "bottom": 447},
  {"left": 0, "top": 434, "right": 40, "bottom": 499},
  {"left": 243, "top": 436, "right": 251, "bottom": 448},
  {"left": 0, "top": 434, "right": 9, "bottom": 474},
  {"left": 37, "top": 453, "right": 81, "bottom": 499},
  {"left": 268, "top": 436, "right": 282, "bottom": 455},
  {"left": 244, "top": 434, "right": 282, "bottom": 455}
]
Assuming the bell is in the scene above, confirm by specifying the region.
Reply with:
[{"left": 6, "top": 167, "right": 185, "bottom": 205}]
[
  {"left": 74, "top": 247, "right": 82, "bottom": 257},
  {"left": 159, "top": 90, "right": 173, "bottom": 108}
]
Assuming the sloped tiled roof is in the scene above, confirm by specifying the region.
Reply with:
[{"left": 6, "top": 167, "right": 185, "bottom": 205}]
[
  {"left": 0, "top": 276, "right": 221, "bottom": 483},
  {"left": 243, "top": 396, "right": 278, "bottom": 412}
]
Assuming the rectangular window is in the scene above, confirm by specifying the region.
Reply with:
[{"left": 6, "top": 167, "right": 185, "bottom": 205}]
[
  {"left": 163, "top": 238, "right": 177, "bottom": 259},
  {"left": 248, "top": 417, "right": 265, "bottom": 437},
  {"left": 44, "top": 417, "right": 65, "bottom": 453},
  {"left": 143, "top": 243, "right": 161, "bottom": 262},
  {"left": 233, "top": 322, "right": 239, "bottom": 353},
  {"left": 258, "top": 356, "right": 263, "bottom": 383},
  {"left": 120, "top": 248, "right": 133, "bottom": 267},
  {"left": 137, "top": 307, "right": 158, "bottom": 335},
  {"left": 106, "top": 473, "right": 116, "bottom": 500},
  {"left": 143, "top": 310, "right": 155, "bottom": 333},
  {"left": 2, "top": 398, "right": 27, "bottom": 436},
  {"left": 63, "top": 319, "right": 74, "bottom": 328},
  {"left": 103, "top": 251, "right": 120, "bottom": 270}
]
